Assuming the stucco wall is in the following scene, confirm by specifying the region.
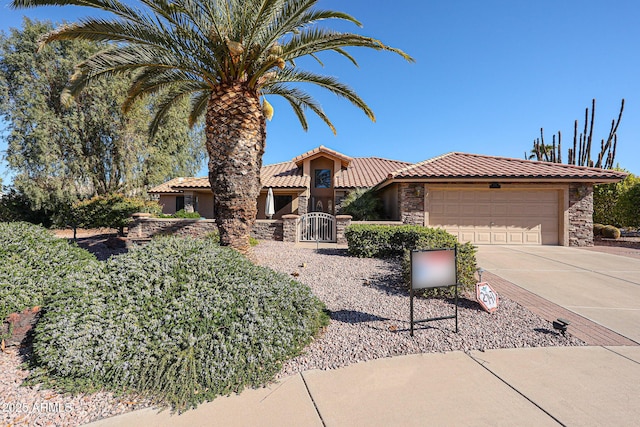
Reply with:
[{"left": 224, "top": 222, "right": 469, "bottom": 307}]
[
  {"left": 158, "top": 195, "right": 178, "bottom": 215},
  {"left": 568, "top": 183, "right": 594, "bottom": 247},
  {"left": 197, "top": 192, "right": 215, "bottom": 219}
]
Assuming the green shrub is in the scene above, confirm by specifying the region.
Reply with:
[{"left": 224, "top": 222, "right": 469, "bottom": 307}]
[
  {"left": 593, "top": 223, "right": 605, "bottom": 236},
  {"left": 70, "top": 194, "right": 161, "bottom": 234},
  {"left": 339, "top": 189, "right": 384, "bottom": 220},
  {"left": 594, "top": 172, "right": 640, "bottom": 227},
  {"left": 0, "top": 222, "right": 97, "bottom": 322},
  {"left": 616, "top": 182, "right": 640, "bottom": 228},
  {"left": 602, "top": 225, "right": 621, "bottom": 239},
  {"left": 345, "top": 224, "right": 477, "bottom": 294},
  {"left": 157, "top": 209, "right": 202, "bottom": 219},
  {"left": 30, "top": 237, "right": 327, "bottom": 410}
]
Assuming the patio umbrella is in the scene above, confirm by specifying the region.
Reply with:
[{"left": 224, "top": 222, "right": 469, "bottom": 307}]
[{"left": 266, "top": 187, "right": 275, "bottom": 219}]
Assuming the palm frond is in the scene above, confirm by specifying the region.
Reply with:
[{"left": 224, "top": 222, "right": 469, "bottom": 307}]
[
  {"left": 263, "top": 84, "right": 335, "bottom": 134},
  {"left": 271, "top": 67, "right": 375, "bottom": 122},
  {"left": 13, "top": 0, "right": 413, "bottom": 136}
]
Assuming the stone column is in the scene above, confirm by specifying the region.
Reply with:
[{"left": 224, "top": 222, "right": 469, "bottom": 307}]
[
  {"left": 297, "top": 195, "right": 308, "bottom": 215},
  {"left": 183, "top": 191, "right": 194, "bottom": 213},
  {"left": 129, "top": 212, "right": 152, "bottom": 238},
  {"left": 568, "top": 183, "right": 594, "bottom": 247},
  {"left": 399, "top": 183, "right": 425, "bottom": 226},
  {"left": 335, "top": 215, "right": 352, "bottom": 245},
  {"left": 282, "top": 214, "right": 299, "bottom": 243}
]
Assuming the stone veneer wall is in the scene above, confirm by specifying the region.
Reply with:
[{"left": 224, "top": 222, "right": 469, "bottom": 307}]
[
  {"left": 568, "top": 183, "right": 594, "bottom": 247},
  {"left": 281, "top": 215, "right": 298, "bottom": 242},
  {"left": 297, "top": 195, "right": 308, "bottom": 215},
  {"left": 251, "top": 220, "right": 284, "bottom": 241},
  {"left": 399, "top": 183, "right": 425, "bottom": 225},
  {"left": 128, "top": 216, "right": 218, "bottom": 239},
  {"left": 335, "top": 215, "right": 352, "bottom": 245}
]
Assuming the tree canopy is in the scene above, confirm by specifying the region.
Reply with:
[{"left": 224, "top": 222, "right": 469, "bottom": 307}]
[
  {"left": 11, "top": 0, "right": 413, "bottom": 253},
  {"left": 0, "top": 18, "right": 205, "bottom": 214}
]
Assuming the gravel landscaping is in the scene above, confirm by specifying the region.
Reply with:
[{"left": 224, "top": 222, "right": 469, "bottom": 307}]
[
  {"left": 2, "top": 238, "right": 585, "bottom": 426},
  {"left": 252, "top": 241, "right": 585, "bottom": 379}
]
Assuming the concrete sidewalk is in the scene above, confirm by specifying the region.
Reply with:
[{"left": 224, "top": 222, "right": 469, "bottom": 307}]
[
  {"left": 476, "top": 246, "right": 640, "bottom": 343},
  {"left": 86, "top": 346, "right": 640, "bottom": 427}
]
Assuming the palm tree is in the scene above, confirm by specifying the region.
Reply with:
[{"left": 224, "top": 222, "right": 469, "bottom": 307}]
[{"left": 11, "top": 0, "right": 413, "bottom": 255}]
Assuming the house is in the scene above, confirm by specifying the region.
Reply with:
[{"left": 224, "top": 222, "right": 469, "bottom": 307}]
[{"left": 148, "top": 146, "right": 626, "bottom": 246}]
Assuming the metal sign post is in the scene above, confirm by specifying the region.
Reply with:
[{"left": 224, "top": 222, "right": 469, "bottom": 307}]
[{"left": 410, "top": 247, "right": 459, "bottom": 336}]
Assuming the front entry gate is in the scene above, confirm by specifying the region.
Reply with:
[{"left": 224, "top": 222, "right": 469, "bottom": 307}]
[{"left": 299, "top": 212, "right": 336, "bottom": 242}]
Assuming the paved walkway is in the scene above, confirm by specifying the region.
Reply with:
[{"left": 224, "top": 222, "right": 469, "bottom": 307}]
[
  {"left": 476, "top": 245, "right": 640, "bottom": 343},
  {"left": 484, "top": 271, "right": 637, "bottom": 346},
  {"left": 87, "top": 347, "right": 640, "bottom": 427}
]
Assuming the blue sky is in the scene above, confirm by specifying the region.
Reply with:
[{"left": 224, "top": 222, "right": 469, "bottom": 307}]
[{"left": 1, "top": 0, "right": 639, "bottom": 185}]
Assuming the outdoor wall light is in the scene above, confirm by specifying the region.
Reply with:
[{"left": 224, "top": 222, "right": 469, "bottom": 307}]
[
  {"left": 489, "top": 183, "right": 501, "bottom": 189},
  {"left": 553, "top": 318, "right": 570, "bottom": 336},
  {"left": 415, "top": 186, "right": 423, "bottom": 197}
]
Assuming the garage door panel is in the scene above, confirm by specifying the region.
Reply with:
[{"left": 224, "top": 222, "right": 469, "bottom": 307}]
[
  {"left": 475, "top": 231, "right": 491, "bottom": 244},
  {"left": 526, "top": 232, "right": 542, "bottom": 244},
  {"left": 473, "top": 203, "right": 491, "bottom": 216},
  {"left": 427, "top": 189, "right": 559, "bottom": 245},
  {"left": 508, "top": 232, "right": 524, "bottom": 244},
  {"left": 492, "top": 232, "right": 508, "bottom": 243},
  {"left": 491, "top": 204, "right": 508, "bottom": 215}
]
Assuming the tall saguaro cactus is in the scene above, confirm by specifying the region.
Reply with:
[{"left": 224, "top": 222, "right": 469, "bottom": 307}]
[{"left": 526, "top": 99, "right": 623, "bottom": 169}]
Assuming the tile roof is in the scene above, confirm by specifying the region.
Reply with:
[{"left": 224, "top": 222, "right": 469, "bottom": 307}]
[
  {"left": 335, "top": 157, "right": 411, "bottom": 188},
  {"left": 292, "top": 145, "right": 353, "bottom": 167},
  {"left": 149, "top": 150, "right": 627, "bottom": 195},
  {"left": 261, "top": 161, "right": 308, "bottom": 188},
  {"left": 148, "top": 177, "right": 210, "bottom": 193},
  {"left": 388, "top": 152, "right": 628, "bottom": 182}
]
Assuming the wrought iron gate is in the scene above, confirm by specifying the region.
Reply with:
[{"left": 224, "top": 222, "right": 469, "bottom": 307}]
[{"left": 298, "top": 212, "right": 336, "bottom": 242}]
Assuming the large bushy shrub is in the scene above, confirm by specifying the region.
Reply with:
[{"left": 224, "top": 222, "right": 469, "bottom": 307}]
[
  {"left": 30, "top": 237, "right": 327, "bottom": 409},
  {"left": 0, "top": 222, "right": 97, "bottom": 321},
  {"left": 345, "top": 224, "right": 477, "bottom": 291},
  {"left": 339, "top": 189, "right": 384, "bottom": 220},
  {"left": 70, "top": 194, "right": 161, "bottom": 233},
  {"left": 0, "top": 188, "right": 55, "bottom": 227},
  {"left": 594, "top": 172, "right": 640, "bottom": 227},
  {"left": 616, "top": 183, "right": 640, "bottom": 228}
]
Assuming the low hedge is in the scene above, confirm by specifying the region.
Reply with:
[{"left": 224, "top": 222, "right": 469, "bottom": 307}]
[
  {"left": 156, "top": 209, "right": 202, "bottom": 219},
  {"left": 0, "top": 222, "right": 98, "bottom": 322},
  {"left": 345, "top": 224, "right": 477, "bottom": 293},
  {"left": 593, "top": 223, "right": 605, "bottom": 237},
  {"left": 602, "top": 225, "right": 621, "bottom": 239},
  {"left": 30, "top": 237, "right": 327, "bottom": 410}
]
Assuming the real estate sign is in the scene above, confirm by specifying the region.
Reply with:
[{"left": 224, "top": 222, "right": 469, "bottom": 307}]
[
  {"left": 411, "top": 249, "right": 456, "bottom": 289},
  {"left": 410, "top": 248, "right": 459, "bottom": 336}
]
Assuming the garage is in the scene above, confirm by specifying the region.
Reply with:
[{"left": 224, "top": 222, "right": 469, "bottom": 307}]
[{"left": 427, "top": 188, "right": 559, "bottom": 245}]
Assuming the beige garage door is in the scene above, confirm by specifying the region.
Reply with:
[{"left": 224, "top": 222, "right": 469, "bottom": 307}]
[{"left": 428, "top": 190, "right": 559, "bottom": 245}]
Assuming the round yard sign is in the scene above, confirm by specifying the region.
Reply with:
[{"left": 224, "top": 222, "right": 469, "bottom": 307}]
[{"left": 476, "top": 282, "right": 498, "bottom": 313}]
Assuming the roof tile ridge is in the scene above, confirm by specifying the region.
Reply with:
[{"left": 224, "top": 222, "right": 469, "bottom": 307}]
[
  {"left": 389, "top": 152, "right": 456, "bottom": 177},
  {"left": 471, "top": 152, "right": 626, "bottom": 174},
  {"left": 352, "top": 156, "right": 412, "bottom": 164}
]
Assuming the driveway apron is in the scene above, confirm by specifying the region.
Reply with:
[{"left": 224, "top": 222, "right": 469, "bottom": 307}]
[{"left": 476, "top": 245, "right": 640, "bottom": 343}]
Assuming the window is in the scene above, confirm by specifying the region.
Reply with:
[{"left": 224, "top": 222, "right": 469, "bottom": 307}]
[
  {"left": 274, "top": 195, "right": 292, "bottom": 213},
  {"left": 315, "top": 169, "right": 331, "bottom": 188},
  {"left": 176, "top": 196, "right": 185, "bottom": 212}
]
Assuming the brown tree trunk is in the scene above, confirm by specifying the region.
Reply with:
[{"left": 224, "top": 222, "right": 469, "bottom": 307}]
[{"left": 205, "top": 82, "right": 266, "bottom": 256}]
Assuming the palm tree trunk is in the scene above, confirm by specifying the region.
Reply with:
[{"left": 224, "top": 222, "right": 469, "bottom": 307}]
[{"left": 205, "top": 82, "right": 266, "bottom": 256}]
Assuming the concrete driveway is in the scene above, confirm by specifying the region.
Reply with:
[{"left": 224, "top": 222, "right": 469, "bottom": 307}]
[{"left": 476, "top": 245, "right": 640, "bottom": 343}]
